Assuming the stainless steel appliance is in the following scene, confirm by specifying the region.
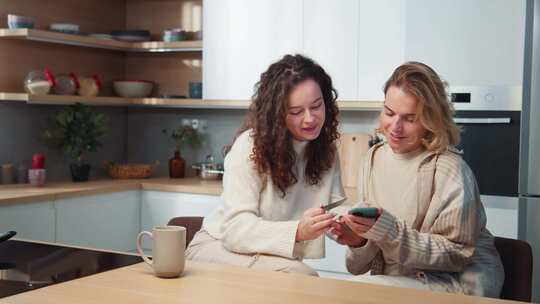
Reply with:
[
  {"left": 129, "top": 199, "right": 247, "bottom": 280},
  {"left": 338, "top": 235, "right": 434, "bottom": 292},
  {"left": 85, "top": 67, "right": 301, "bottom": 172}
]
[
  {"left": 448, "top": 86, "right": 522, "bottom": 240},
  {"left": 520, "top": 0, "right": 540, "bottom": 300}
]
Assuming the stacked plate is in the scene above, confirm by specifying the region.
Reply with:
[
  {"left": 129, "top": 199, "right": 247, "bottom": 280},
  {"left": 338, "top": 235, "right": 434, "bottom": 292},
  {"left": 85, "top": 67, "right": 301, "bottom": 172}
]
[
  {"left": 162, "top": 29, "right": 186, "bottom": 42},
  {"left": 111, "top": 30, "right": 151, "bottom": 42},
  {"left": 50, "top": 23, "right": 80, "bottom": 34},
  {"left": 88, "top": 33, "right": 113, "bottom": 40}
]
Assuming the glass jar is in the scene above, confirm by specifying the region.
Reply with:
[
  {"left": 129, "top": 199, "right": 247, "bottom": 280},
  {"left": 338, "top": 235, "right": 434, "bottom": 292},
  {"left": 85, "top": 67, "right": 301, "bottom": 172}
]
[
  {"left": 17, "top": 164, "right": 28, "bottom": 184},
  {"left": 24, "top": 69, "right": 55, "bottom": 95},
  {"left": 1, "top": 164, "right": 16, "bottom": 184},
  {"left": 54, "top": 72, "right": 78, "bottom": 95}
]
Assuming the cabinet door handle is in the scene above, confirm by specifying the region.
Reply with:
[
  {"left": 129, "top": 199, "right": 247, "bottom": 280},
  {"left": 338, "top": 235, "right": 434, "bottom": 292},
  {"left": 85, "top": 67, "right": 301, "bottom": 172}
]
[{"left": 453, "top": 117, "right": 511, "bottom": 124}]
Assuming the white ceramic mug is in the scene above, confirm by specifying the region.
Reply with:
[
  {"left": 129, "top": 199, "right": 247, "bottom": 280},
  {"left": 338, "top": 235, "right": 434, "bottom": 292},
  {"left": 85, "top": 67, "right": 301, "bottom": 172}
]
[{"left": 136, "top": 226, "right": 186, "bottom": 278}]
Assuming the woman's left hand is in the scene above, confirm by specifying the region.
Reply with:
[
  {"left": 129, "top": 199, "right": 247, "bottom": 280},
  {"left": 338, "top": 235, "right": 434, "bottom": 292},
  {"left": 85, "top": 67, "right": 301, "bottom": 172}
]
[{"left": 295, "top": 207, "right": 336, "bottom": 242}]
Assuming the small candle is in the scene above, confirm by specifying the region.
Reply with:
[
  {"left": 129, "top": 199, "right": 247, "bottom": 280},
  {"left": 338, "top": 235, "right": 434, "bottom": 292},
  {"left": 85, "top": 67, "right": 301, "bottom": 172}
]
[{"left": 32, "top": 154, "right": 45, "bottom": 169}]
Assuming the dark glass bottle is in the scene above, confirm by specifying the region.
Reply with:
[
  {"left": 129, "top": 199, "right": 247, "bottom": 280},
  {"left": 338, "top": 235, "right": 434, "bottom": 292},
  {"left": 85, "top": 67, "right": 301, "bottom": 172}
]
[{"left": 169, "top": 151, "right": 185, "bottom": 178}]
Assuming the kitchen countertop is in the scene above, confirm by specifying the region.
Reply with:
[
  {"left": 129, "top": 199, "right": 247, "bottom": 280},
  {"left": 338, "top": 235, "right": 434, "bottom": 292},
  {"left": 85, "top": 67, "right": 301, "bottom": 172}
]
[
  {"left": 0, "top": 178, "right": 223, "bottom": 206},
  {"left": 0, "top": 177, "right": 358, "bottom": 206}
]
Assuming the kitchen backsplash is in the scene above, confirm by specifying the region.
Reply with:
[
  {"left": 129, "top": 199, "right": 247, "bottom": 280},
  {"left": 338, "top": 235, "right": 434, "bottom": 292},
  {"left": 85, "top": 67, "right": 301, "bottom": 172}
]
[
  {"left": 0, "top": 102, "right": 380, "bottom": 182},
  {"left": 126, "top": 107, "right": 381, "bottom": 177},
  {"left": 0, "top": 102, "right": 127, "bottom": 182}
]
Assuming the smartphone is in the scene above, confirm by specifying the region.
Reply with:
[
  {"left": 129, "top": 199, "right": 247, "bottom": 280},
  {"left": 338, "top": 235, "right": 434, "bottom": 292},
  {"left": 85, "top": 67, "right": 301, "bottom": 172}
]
[{"left": 348, "top": 207, "right": 379, "bottom": 218}]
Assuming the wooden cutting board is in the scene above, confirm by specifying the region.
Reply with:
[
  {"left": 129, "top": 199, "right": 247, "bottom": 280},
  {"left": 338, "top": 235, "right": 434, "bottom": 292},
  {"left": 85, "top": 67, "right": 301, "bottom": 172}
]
[{"left": 337, "top": 133, "right": 372, "bottom": 188}]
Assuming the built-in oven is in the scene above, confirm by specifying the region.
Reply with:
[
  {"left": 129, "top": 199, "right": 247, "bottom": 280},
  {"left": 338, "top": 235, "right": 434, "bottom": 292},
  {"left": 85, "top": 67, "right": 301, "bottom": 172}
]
[
  {"left": 449, "top": 86, "right": 522, "bottom": 238},
  {"left": 453, "top": 110, "right": 520, "bottom": 196}
]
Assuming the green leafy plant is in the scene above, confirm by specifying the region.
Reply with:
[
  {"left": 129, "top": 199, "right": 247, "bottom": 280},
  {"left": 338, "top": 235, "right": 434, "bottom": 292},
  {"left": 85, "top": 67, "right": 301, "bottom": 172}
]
[
  {"left": 162, "top": 125, "right": 202, "bottom": 152},
  {"left": 44, "top": 103, "right": 106, "bottom": 164}
]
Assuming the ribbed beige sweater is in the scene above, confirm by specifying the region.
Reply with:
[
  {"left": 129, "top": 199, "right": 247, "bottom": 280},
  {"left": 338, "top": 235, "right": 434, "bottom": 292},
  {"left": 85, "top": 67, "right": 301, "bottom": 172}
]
[
  {"left": 203, "top": 130, "right": 346, "bottom": 259},
  {"left": 346, "top": 142, "right": 504, "bottom": 298}
]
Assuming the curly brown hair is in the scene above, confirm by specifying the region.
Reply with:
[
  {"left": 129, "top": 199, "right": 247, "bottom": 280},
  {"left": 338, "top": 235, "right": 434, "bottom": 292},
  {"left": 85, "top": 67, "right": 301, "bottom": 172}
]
[{"left": 229, "top": 54, "right": 340, "bottom": 197}]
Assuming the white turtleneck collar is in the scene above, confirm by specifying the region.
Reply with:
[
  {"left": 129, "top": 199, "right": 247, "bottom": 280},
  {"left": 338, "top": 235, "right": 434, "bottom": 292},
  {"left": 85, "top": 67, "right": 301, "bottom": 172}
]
[{"left": 292, "top": 139, "right": 309, "bottom": 156}]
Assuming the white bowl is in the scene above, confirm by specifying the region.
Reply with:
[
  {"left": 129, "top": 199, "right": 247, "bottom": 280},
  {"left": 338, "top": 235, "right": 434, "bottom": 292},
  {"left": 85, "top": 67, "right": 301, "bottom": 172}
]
[{"left": 113, "top": 80, "right": 153, "bottom": 98}]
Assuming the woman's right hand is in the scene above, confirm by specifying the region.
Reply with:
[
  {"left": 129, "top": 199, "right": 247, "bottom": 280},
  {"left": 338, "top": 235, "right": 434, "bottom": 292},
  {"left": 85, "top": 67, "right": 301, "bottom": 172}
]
[{"left": 295, "top": 207, "right": 335, "bottom": 242}]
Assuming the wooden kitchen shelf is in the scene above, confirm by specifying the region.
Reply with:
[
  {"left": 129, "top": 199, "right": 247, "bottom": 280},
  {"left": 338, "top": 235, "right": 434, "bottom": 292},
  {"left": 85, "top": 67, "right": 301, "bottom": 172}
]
[
  {"left": 0, "top": 28, "right": 203, "bottom": 52},
  {"left": 0, "top": 93, "right": 132, "bottom": 106},
  {"left": 0, "top": 93, "right": 247, "bottom": 109},
  {"left": 0, "top": 93, "right": 383, "bottom": 110}
]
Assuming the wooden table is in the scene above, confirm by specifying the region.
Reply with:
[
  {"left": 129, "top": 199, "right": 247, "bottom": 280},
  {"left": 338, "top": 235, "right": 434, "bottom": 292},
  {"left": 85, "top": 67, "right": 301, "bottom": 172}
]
[{"left": 0, "top": 261, "right": 517, "bottom": 304}]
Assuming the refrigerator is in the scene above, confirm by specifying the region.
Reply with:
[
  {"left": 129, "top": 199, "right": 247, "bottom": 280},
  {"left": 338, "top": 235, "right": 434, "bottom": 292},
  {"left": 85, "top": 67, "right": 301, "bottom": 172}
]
[{"left": 520, "top": 0, "right": 540, "bottom": 301}]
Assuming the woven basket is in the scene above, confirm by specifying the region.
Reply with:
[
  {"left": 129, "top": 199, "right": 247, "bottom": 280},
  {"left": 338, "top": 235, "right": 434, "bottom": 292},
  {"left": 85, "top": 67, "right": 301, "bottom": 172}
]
[{"left": 106, "top": 161, "right": 159, "bottom": 179}]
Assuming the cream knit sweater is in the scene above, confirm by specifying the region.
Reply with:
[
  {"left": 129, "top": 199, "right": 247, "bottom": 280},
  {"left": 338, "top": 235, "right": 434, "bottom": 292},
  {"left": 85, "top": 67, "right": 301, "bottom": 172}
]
[
  {"left": 346, "top": 142, "right": 504, "bottom": 297},
  {"left": 203, "top": 130, "right": 346, "bottom": 259}
]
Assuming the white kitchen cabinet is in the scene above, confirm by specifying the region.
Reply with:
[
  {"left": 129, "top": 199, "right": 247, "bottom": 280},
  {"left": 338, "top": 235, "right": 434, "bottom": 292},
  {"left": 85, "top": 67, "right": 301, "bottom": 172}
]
[
  {"left": 140, "top": 191, "right": 221, "bottom": 249},
  {"left": 357, "top": 0, "right": 406, "bottom": 101},
  {"left": 203, "top": 0, "right": 303, "bottom": 100},
  {"left": 0, "top": 201, "right": 55, "bottom": 242},
  {"left": 405, "top": 0, "right": 526, "bottom": 87},
  {"left": 141, "top": 191, "right": 221, "bottom": 229},
  {"left": 304, "top": 0, "right": 405, "bottom": 102},
  {"left": 303, "top": 0, "right": 359, "bottom": 101},
  {"left": 55, "top": 191, "right": 141, "bottom": 252}
]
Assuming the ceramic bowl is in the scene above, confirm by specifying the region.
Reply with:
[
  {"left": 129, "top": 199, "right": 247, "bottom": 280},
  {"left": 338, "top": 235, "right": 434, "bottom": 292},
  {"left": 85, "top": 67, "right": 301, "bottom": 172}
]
[
  {"left": 163, "top": 29, "right": 186, "bottom": 42},
  {"left": 113, "top": 80, "right": 154, "bottom": 98},
  {"left": 7, "top": 14, "right": 34, "bottom": 29}
]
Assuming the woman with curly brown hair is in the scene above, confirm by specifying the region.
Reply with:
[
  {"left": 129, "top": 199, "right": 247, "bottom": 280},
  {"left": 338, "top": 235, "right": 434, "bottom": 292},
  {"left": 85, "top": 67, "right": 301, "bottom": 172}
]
[{"left": 185, "top": 54, "right": 346, "bottom": 276}]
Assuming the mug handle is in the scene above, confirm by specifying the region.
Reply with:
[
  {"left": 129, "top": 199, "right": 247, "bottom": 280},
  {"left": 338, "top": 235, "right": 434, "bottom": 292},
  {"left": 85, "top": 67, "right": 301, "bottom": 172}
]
[{"left": 136, "top": 231, "right": 153, "bottom": 266}]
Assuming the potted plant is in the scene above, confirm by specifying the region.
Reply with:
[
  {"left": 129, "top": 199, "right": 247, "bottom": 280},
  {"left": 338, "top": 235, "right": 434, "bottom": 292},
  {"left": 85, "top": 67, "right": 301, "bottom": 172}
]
[
  {"left": 45, "top": 103, "right": 106, "bottom": 182},
  {"left": 162, "top": 125, "right": 201, "bottom": 178}
]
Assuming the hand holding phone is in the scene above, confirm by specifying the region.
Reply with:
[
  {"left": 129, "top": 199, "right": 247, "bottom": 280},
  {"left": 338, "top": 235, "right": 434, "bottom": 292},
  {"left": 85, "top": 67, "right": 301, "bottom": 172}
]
[
  {"left": 348, "top": 207, "right": 379, "bottom": 218},
  {"left": 341, "top": 207, "right": 379, "bottom": 236}
]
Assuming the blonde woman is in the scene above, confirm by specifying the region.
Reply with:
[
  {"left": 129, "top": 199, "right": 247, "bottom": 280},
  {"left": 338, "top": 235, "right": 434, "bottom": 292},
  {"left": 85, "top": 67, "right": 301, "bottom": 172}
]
[{"left": 330, "top": 62, "right": 504, "bottom": 297}]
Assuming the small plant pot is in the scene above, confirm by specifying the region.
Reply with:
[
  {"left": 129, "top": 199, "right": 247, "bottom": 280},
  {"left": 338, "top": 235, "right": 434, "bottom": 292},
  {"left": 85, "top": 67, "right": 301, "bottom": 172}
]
[{"left": 70, "top": 163, "right": 91, "bottom": 182}]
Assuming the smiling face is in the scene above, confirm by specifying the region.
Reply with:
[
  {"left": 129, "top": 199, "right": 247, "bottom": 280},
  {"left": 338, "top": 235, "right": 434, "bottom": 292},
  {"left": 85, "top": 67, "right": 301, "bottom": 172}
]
[
  {"left": 381, "top": 86, "right": 428, "bottom": 153},
  {"left": 285, "top": 79, "right": 326, "bottom": 142}
]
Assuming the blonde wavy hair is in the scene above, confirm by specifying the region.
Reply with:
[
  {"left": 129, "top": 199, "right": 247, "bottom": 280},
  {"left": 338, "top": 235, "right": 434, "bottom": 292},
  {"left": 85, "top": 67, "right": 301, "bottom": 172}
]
[{"left": 380, "top": 61, "right": 460, "bottom": 153}]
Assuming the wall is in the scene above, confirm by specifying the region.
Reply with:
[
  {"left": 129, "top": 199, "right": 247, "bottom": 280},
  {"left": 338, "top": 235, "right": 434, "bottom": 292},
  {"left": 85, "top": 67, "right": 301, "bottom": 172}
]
[
  {"left": 0, "top": 102, "right": 127, "bottom": 181},
  {"left": 127, "top": 108, "right": 246, "bottom": 177},
  {"left": 126, "top": 107, "right": 381, "bottom": 177},
  {"left": 0, "top": 103, "right": 380, "bottom": 182}
]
